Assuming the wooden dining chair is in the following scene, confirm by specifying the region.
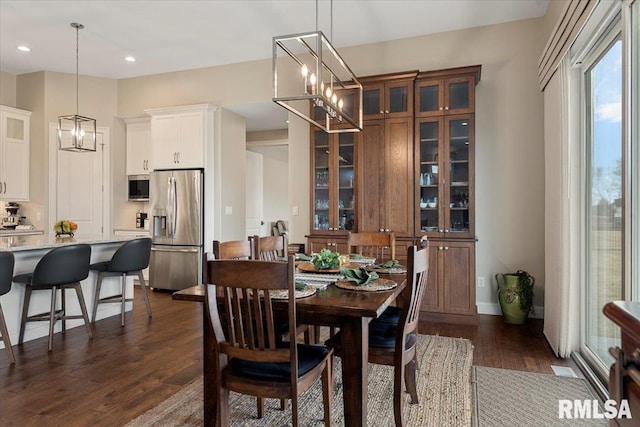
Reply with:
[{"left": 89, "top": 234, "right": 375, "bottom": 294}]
[
  {"left": 347, "top": 231, "right": 396, "bottom": 262},
  {"left": 249, "top": 234, "right": 287, "bottom": 261},
  {"left": 213, "top": 239, "right": 253, "bottom": 260},
  {"left": 205, "top": 257, "right": 333, "bottom": 426},
  {"left": 326, "top": 242, "right": 429, "bottom": 427}
]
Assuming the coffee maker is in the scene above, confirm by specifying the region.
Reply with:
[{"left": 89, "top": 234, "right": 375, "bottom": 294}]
[
  {"left": 136, "top": 212, "right": 148, "bottom": 229},
  {"left": 2, "top": 202, "right": 21, "bottom": 229}
]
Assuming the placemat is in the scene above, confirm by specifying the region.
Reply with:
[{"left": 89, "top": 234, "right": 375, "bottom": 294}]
[
  {"left": 334, "top": 277, "right": 397, "bottom": 291},
  {"left": 366, "top": 265, "right": 407, "bottom": 274},
  {"left": 267, "top": 287, "right": 317, "bottom": 300}
]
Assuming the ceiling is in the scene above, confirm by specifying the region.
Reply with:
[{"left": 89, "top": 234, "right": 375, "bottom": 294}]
[{"left": 0, "top": 0, "right": 549, "bottom": 131}]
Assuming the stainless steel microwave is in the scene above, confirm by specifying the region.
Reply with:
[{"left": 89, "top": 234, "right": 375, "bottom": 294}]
[{"left": 128, "top": 175, "right": 149, "bottom": 201}]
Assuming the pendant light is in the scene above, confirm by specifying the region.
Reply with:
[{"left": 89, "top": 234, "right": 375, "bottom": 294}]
[
  {"left": 272, "top": 0, "right": 362, "bottom": 133},
  {"left": 58, "top": 22, "right": 96, "bottom": 152}
]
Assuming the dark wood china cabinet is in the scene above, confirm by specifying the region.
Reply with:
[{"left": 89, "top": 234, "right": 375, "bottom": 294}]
[
  {"left": 308, "top": 126, "right": 359, "bottom": 254},
  {"left": 306, "top": 65, "right": 481, "bottom": 322}
]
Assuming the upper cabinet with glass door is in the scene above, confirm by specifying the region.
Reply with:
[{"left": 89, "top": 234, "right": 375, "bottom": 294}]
[
  {"left": 415, "top": 66, "right": 481, "bottom": 118},
  {"left": 360, "top": 71, "right": 417, "bottom": 120},
  {"left": 311, "top": 127, "right": 358, "bottom": 233}
]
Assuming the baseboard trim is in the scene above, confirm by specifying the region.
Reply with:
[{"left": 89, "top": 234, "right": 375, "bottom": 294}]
[{"left": 477, "top": 302, "right": 544, "bottom": 319}]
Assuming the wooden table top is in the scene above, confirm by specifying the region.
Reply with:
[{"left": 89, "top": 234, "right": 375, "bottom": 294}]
[{"left": 173, "top": 273, "right": 406, "bottom": 321}]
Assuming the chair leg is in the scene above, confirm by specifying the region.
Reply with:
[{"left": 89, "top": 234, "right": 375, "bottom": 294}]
[
  {"left": 18, "top": 285, "right": 32, "bottom": 344},
  {"left": 405, "top": 355, "right": 419, "bottom": 404},
  {"left": 291, "top": 392, "right": 299, "bottom": 427},
  {"left": 0, "top": 303, "right": 16, "bottom": 364},
  {"left": 322, "top": 355, "right": 332, "bottom": 427},
  {"left": 61, "top": 286, "right": 66, "bottom": 332},
  {"left": 72, "top": 283, "right": 93, "bottom": 339},
  {"left": 48, "top": 287, "right": 57, "bottom": 351},
  {"left": 256, "top": 397, "right": 264, "bottom": 419},
  {"left": 92, "top": 272, "right": 104, "bottom": 323},
  {"left": 394, "top": 361, "right": 405, "bottom": 427},
  {"left": 120, "top": 273, "right": 126, "bottom": 327},
  {"left": 137, "top": 271, "right": 152, "bottom": 318}
]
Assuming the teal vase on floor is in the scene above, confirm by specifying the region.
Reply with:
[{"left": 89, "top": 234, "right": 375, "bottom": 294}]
[{"left": 496, "top": 273, "right": 531, "bottom": 325}]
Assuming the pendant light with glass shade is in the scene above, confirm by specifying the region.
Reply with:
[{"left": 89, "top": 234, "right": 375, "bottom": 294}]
[{"left": 58, "top": 22, "right": 96, "bottom": 152}]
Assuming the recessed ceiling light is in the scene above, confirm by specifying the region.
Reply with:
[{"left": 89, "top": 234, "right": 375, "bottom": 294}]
[
  {"left": 124, "top": 56, "right": 136, "bottom": 62},
  {"left": 17, "top": 45, "right": 31, "bottom": 52}
]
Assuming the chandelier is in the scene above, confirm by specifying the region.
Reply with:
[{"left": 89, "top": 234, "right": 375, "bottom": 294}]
[
  {"left": 58, "top": 22, "right": 96, "bottom": 152},
  {"left": 272, "top": 1, "right": 362, "bottom": 133}
]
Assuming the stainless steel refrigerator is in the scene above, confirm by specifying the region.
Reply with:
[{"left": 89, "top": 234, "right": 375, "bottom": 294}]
[{"left": 149, "top": 169, "right": 203, "bottom": 290}]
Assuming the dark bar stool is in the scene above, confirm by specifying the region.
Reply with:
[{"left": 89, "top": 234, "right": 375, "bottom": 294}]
[
  {"left": 0, "top": 252, "right": 16, "bottom": 363},
  {"left": 90, "top": 238, "right": 152, "bottom": 327},
  {"left": 13, "top": 244, "right": 93, "bottom": 352}
]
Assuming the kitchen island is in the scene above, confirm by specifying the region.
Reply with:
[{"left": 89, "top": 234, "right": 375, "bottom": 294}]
[{"left": 0, "top": 234, "right": 139, "bottom": 348}]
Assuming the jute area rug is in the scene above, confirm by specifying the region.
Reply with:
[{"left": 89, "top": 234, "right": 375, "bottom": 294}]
[
  {"left": 126, "top": 334, "right": 473, "bottom": 426},
  {"left": 472, "top": 366, "right": 607, "bottom": 427}
]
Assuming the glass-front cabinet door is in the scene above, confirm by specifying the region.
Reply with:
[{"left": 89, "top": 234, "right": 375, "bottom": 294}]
[
  {"left": 362, "top": 80, "right": 413, "bottom": 120},
  {"left": 416, "top": 115, "right": 474, "bottom": 239},
  {"left": 416, "top": 76, "right": 475, "bottom": 117},
  {"left": 445, "top": 116, "right": 474, "bottom": 237},
  {"left": 417, "top": 120, "right": 441, "bottom": 235},
  {"left": 311, "top": 128, "right": 357, "bottom": 233}
]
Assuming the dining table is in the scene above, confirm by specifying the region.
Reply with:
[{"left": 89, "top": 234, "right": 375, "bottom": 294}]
[{"left": 172, "top": 270, "right": 407, "bottom": 427}]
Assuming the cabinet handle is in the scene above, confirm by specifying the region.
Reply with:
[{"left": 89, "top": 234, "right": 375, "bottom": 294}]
[
  {"left": 384, "top": 110, "right": 389, "bottom": 114},
  {"left": 439, "top": 229, "right": 444, "bottom": 233},
  {"left": 385, "top": 228, "right": 390, "bottom": 232},
  {"left": 177, "top": 152, "right": 180, "bottom": 163},
  {"left": 379, "top": 228, "right": 384, "bottom": 232},
  {"left": 379, "top": 110, "right": 384, "bottom": 115},
  {"left": 438, "top": 246, "right": 443, "bottom": 251},
  {"left": 439, "top": 107, "right": 444, "bottom": 111},
  {"left": 3, "top": 182, "right": 5, "bottom": 194},
  {"left": 444, "top": 106, "right": 450, "bottom": 111},
  {"left": 444, "top": 229, "right": 449, "bottom": 233},
  {"left": 444, "top": 246, "right": 449, "bottom": 250}
]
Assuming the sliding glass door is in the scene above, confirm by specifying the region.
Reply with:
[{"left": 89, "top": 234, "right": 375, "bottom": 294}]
[{"left": 583, "top": 35, "right": 624, "bottom": 373}]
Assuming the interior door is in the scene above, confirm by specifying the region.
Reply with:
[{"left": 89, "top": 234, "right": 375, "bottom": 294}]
[
  {"left": 246, "top": 150, "right": 264, "bottom": 236},
  {"left": 56, "top": 132, "right": 104, "bottom": 235}
]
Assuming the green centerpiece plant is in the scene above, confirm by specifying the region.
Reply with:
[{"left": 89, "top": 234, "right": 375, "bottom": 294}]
[{"left": 311, "top": 248, "right": 341, "bottom": 270}]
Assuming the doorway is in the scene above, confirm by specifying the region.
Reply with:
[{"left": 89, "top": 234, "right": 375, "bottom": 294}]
[{"left": 48, "top": 123, "right": 111, "bottom": 237}]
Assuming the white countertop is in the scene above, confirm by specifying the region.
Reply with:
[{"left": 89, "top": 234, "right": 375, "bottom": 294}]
[
  {"left": 0, "top": 229, "right": 44, "bottom": 236},
  {"left": 0, "top": 234, "right": 133, "bottom": 252}
]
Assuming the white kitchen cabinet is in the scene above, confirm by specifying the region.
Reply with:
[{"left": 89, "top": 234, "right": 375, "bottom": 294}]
[
  {"left": 146, "top": 104, "right": 214, "bottom": 170},
  {"left": 0, "top": 105, "right": 31, "bottom": 201},
  {"left": 124, "top": 116, "right": 152, "bottom": 174}
]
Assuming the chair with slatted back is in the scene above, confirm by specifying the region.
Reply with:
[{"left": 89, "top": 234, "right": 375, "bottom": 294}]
[
  {"left": 326, "top": 243, "right": 429, "bottom": 427},
  {"left": 249, "top": 234, "right": 287, "bottom": 261},
  {"left": 0, "top": 252, "right": 16, "bottom": 363},
  {"left": 213, "top": 240, "right": 253, "bottom": 260},
  {"left": 347, "top": 231, "right": 396, "bottom": 263},
  {"left": 205, "top": 257, "right": 332, "bottom": 426}
]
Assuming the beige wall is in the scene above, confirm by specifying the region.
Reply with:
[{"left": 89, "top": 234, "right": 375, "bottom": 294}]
[
  {"left": 8, "top": 16, "right": 547, "bottom": 311},
  {"left": 0, "top": 71, "right": 17, "bottom": 106},
  {"left": 218, "top": 108, "right": 248, "bottom": 241}
]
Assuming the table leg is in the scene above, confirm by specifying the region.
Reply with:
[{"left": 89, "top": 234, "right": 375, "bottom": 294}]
[{"left": 340, "top": 317, "right": 369, "bottom": 427}]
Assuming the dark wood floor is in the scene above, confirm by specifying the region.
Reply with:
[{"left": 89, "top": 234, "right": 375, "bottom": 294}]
[{"left": 1, "top": 287, "right": 575, "bottom": 426}]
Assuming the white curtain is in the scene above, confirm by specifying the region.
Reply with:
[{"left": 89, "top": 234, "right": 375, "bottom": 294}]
[{"left": 542, "top": 57, "right": 582, "bottom": 357}]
